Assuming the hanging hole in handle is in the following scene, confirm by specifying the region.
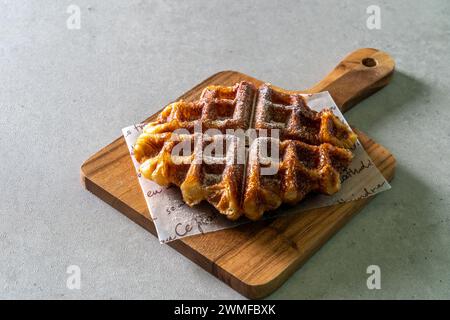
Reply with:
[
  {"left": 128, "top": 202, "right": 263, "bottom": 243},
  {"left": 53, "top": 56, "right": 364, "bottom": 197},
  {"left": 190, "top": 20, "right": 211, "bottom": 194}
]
[{"left": 362, "top": 57, "right": 377, "bottom": 67}]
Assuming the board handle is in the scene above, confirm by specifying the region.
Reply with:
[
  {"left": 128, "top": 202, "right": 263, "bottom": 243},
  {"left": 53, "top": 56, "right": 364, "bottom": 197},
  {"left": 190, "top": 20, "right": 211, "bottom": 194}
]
[{"left": 305, "top": 48, "right": 395, "bottom": 112}]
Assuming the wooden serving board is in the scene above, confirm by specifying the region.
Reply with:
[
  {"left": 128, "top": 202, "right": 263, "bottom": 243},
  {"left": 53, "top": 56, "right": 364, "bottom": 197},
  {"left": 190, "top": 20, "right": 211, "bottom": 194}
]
[{"left": 81, "top": 48, "right": 396, "bottom": 299}]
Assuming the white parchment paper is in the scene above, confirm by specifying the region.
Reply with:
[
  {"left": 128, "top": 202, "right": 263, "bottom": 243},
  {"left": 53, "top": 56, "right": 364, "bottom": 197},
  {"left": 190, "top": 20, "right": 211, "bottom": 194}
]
[{"left": 122, "top": 92, "right": 391, "bottom": 243}]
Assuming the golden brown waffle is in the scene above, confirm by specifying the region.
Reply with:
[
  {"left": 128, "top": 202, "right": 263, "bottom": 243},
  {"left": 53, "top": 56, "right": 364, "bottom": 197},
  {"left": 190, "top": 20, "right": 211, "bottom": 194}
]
[
  {"left": 137, "top": 133, "right": 245, "bottom": 220},
  {"left": 243, "top": 138, "right": 353, "bottom": 220},
  {"left": 142, "top": 81, "right": 256, "bottom": 135},
  {"left": 255, "top": 84, "right": 357, "bottom": 148},
  {"left": 134, "top": 81, "right": 357, "bottom": 220}
]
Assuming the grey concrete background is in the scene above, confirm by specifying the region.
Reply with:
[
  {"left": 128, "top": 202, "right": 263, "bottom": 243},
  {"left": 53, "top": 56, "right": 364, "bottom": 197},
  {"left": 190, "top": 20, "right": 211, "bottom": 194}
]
[{"left": 1, "top": 0, "right": 449, "bottom": 299}]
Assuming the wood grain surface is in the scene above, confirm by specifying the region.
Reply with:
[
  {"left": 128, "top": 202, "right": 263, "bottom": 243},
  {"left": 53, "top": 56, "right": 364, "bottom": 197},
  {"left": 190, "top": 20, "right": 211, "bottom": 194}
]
[{"left": 81, "top": 48, "right": 396, "bottom": 299}]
